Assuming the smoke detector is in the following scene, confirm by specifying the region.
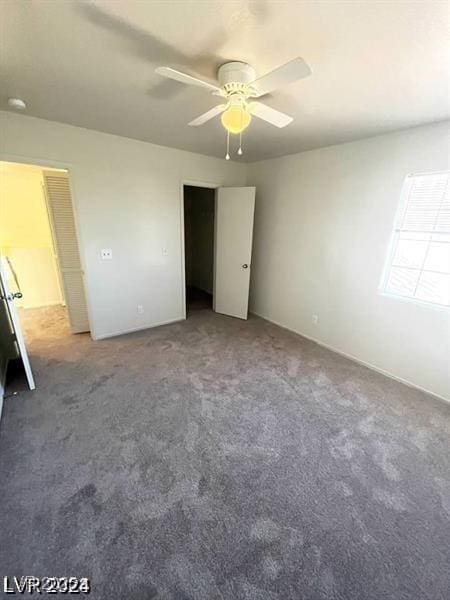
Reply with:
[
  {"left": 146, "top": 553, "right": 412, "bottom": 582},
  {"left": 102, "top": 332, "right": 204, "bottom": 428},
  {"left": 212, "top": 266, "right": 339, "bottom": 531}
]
[{"left": 8, "top": 98, "right": 27, "bottom": 110}]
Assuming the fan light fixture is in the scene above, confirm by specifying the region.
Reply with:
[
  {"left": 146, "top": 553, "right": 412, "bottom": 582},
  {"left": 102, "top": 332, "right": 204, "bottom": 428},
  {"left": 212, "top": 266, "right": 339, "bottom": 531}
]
[
  {"left": 221, "top": 100, "right": 252, "bottom": 159},
  {"left": 221, "top": 104, "right": 251, "bottom": 134},
  {"left": 156, "top": 58, "right": 312, "bottom": 160}
]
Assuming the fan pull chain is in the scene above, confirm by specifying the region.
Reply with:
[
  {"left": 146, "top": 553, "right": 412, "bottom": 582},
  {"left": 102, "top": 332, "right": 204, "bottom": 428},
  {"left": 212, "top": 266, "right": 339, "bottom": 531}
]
[
  {"left": 237, "top": 131, "right": 243, "bottom": 156},
  {"left": 225, "top": 130, "right": 230, "bottom": 160},
  {"left": 238, "top": 109, "right": 243, "bottom": 156}
]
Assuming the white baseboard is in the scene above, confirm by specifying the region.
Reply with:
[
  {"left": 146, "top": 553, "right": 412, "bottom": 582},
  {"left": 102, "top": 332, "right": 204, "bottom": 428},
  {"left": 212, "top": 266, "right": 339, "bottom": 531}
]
[
  {"left": 92, "top": 317, "right": 185, "bottom": 341},
  {"left": 251, "top": 310, "right": 449, "bottom": 405},
  {"left": 19, "top": 301, "right": 62, "bottom": 310}
]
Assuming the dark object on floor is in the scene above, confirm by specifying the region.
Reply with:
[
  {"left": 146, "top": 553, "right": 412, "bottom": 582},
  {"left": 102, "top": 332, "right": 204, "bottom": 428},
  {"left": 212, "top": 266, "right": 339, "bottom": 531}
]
[{"left": 0, "top": 306, "right": 449, "bottom": 600}]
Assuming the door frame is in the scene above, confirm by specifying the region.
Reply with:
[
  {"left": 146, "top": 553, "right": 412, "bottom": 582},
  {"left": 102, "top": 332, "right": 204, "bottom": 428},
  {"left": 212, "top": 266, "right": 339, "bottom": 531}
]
[
  {"left": 0, "top": 256, "right": 35, "bottom": 390},
  {"left": 0, "top": 153, "right": 93, "bottom": 336},
  {"left": 179, "top": 179, "right": 220, "bottom": 319}
]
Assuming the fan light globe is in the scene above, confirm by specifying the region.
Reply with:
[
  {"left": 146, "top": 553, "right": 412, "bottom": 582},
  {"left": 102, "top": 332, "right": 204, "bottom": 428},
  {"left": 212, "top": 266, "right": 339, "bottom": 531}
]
[{"left": 221, "top": 105, "right": 251, "bottom": 134}]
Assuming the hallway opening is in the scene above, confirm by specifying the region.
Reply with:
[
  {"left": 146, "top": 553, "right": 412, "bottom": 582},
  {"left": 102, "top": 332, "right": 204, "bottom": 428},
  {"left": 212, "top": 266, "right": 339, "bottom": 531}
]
[{"left": 0, "top": 161, "right": 90, "bottom": 392}]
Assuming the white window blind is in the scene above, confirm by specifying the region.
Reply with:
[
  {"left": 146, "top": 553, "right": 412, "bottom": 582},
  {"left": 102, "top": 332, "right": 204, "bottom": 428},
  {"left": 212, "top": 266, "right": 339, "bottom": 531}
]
[{"left": 381, "top": 171, "right": 450, "bottom": 307}]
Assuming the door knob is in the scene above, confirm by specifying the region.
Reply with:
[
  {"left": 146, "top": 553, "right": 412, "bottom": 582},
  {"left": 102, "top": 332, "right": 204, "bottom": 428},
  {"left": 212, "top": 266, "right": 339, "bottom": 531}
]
[
  {"left": 1, "top": 292, "right": 23, "bottom": 301},
  {"left": 242, "top": 264, "right": 249, "bottom": 269}
]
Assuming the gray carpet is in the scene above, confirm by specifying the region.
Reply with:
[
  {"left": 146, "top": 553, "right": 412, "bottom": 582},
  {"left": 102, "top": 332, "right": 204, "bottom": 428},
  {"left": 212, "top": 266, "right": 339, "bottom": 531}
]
[{"left": 0, "top": 305, "right": 449, "bottom": 600}]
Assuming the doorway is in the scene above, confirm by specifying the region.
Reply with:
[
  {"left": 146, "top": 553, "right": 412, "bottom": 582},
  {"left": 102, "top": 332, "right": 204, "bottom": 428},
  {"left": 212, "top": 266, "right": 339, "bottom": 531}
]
[
  {"left": 182, "top": 183, "right": 256, "bottom": 321},
  {"left": 0, "top": 161, "right": 90, "bottom": 391},
  {"left": 183, "top": 185, "right": 216, "bottom": 315}
]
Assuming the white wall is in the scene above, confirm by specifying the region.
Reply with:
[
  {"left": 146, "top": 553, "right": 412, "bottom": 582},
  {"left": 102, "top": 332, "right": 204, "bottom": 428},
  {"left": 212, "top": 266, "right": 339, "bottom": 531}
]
[
  {"left": 1, "top": 111, "right": 447, "bottom": 399},
  {"left": 5, "top": 248, "right": 61, "bottom": 309},
  {"left": 0, "top": 112, "right": 246, "bottom": 339},
  {"left": 247, "top": 121, "right": 450, "bottom": 400}
]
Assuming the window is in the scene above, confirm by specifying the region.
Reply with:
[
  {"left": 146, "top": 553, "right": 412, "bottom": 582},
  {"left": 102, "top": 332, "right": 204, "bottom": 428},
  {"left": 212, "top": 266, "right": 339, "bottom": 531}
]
[{"left": 381, "top": 171, "right": 450, "bottom": 308}]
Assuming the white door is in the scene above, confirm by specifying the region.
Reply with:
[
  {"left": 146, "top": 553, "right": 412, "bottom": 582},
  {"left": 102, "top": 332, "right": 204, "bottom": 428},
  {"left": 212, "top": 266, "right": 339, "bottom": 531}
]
[
  {"left": 214, "top": 186, "right": 256, "bottom": 319},
  {"left": 42, "top": 182, "right": 66, "bottom": 306},
  {"left": 42, "top": 171, "right": 90, "bottom": 333},
  {"left": 0, "top": 257, "right": 35, "bottom": 390}
]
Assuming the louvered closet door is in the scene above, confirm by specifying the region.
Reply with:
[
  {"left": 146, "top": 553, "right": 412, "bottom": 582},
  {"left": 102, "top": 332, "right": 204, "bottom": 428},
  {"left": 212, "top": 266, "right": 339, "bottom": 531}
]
[{"left": 43, "top": 171, "right": 90, "bottom": 333}]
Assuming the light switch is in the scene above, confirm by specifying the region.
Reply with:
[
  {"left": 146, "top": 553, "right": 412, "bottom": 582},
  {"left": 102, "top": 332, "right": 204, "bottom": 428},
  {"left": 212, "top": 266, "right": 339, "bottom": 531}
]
[
  {"left": 101, "top": 248, "right": 112, "bottom": 260},
  {"left": 162, "top": 247, "right": 168, "bottom": 256}
]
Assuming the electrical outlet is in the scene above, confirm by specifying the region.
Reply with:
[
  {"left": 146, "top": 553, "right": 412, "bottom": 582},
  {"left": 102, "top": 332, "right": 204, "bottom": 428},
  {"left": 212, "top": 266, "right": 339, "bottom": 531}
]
[
  {"left": 101, "top": 248, "right": 112, "bottom": 260},
  {"left": 312, "top": 314, "right": 319, "bottom": 325},
  {"left": 137, "top": 305, "right": 144, "bottom": 315}
]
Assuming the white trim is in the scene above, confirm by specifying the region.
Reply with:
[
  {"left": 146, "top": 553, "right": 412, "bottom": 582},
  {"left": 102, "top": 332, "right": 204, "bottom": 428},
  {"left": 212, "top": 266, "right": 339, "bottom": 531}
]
[
  {"left": 19, "top": 301, "right": 63, "bottom": 310},
  {"left": 0, "top": 152, "right": 76, "bottom": 169},
  {"left": 379, "top": 173, "right": 412, "bottom": 295},
  {"left": 213, "top": 193, "right": 218, "bottom": 313},
  {"left": 404, "top": 169, "right": 450, "bottom": 178},
  {"left": 0, "top": 257, "right": 35, "bottom": 390},
  {"left": 180, "top": 179, "right": 220, "bottom": 319},
  {"left": 91, "top": 317, "right": 184, "bottom": 340},
  {"left": 251, "top": 310, "right": 450, "bottom": 405},
  {"left": 181, "top": 179, "right": 220, "bottom": 189},
  {"left": 0, "top": 154, "right": 95, "bottom": 338}
]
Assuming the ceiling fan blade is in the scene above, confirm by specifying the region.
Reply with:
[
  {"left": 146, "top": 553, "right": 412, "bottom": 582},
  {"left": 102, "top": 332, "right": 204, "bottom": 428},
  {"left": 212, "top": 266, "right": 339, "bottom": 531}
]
[
  {"left": 248, "top": 102, "right": 293, "bottom": 128},
  {"left": 251, "top": 57, "right": 311, "bottom": 97},
  {"left": 188, "top": 104, "right": 227, "bottom": 126},
  {"left": 155, "top": 67, "right": 222, "bottom": 93}
]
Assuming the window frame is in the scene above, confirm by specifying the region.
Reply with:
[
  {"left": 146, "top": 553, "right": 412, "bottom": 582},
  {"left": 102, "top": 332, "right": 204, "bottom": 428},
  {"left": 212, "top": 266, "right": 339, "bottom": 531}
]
[{"left": 379, "top": 170, "right": 450, "bottom": 311}]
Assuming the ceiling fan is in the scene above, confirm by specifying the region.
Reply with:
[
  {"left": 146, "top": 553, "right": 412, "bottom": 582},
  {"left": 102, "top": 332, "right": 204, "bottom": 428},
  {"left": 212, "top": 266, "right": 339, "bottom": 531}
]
[{"left": 155, "top": 57, "right": 311, "bottom": 159}]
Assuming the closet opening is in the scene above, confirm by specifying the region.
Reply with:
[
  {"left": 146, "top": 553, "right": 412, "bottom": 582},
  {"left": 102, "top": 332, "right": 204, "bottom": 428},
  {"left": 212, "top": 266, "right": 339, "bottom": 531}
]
[{"left": 183, "top": 185, "right": 216, "bottom": 315}]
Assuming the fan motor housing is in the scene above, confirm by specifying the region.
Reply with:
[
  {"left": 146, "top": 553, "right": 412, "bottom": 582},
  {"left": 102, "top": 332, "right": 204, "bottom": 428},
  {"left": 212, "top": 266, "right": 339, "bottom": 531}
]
[{"left": 218, "top": 62, "right": 256, "bottom": 87}]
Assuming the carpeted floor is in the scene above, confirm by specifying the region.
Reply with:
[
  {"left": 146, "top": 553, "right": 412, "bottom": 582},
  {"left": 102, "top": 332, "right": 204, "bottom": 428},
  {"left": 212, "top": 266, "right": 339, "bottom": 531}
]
[{"left": 0, "top": 305, "right": 449, "bottom": 600}]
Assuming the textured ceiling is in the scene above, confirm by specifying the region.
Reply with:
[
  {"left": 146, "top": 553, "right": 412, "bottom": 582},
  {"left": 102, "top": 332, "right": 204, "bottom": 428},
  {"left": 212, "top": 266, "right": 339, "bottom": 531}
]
[{"left": 1, "top": 0, "right": 449, "bottom": 161}]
